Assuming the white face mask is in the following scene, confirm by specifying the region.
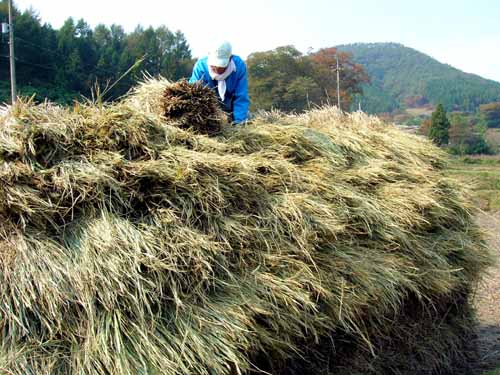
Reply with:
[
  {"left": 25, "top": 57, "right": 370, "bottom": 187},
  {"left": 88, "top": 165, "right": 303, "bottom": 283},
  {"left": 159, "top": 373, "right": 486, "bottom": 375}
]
[{"left": 208, "top": 60, "right": 236, "bottom": 101}]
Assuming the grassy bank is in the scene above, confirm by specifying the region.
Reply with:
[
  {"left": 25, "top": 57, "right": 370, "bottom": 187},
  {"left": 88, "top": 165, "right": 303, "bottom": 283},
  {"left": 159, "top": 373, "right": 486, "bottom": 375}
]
[
  {"left": 447, "top": 156, "right": 500, "bottom": 211},
  {"left": 486, "top": 128, "right": 500, "bottom": 154}
]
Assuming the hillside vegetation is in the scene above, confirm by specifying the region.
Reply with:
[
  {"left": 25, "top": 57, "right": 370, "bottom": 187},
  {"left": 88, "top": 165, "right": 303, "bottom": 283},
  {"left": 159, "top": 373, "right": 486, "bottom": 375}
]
[{"left": 337, "top": 43, "right": 500, "bottom": 114}]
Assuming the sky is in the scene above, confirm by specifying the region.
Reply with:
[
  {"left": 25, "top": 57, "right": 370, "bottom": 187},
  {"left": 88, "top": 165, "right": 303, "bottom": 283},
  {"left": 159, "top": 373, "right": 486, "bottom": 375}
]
[{"left": 12, "top": 0, "right": 500, "bottom": 83}]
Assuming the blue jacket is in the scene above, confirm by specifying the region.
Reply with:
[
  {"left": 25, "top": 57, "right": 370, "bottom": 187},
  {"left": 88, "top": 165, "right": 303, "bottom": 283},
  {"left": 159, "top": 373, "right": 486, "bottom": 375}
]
[{"left": 189, "top": 55, "right": 249, "bottom": 124}]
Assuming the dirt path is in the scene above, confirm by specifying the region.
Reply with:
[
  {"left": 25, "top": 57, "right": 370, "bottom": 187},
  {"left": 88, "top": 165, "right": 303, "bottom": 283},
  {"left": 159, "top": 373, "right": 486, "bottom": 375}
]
[{"left": 475, "top": 211, "right": 500, "bottom": 372}]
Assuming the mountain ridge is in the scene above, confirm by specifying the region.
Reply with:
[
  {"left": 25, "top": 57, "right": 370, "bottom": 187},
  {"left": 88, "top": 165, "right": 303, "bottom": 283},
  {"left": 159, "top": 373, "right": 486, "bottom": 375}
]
[{"left": 336, "top": 42, "right": 500, "bottom": 113}]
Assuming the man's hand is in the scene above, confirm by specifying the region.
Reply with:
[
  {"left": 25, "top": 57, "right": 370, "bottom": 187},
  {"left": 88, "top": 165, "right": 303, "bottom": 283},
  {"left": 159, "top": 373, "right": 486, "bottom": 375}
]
[{"left": 232, "top": 119, "right": 252, "bottom": 126}]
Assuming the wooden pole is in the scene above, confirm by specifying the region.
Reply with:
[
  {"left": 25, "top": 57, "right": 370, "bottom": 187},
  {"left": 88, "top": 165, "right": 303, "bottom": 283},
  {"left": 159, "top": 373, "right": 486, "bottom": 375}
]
[
  {"left": 336, "top": 55, "right": 340, "bottom": 109},
  {"left": 8, "top": 0, "right": 17, "bottom": 104}
]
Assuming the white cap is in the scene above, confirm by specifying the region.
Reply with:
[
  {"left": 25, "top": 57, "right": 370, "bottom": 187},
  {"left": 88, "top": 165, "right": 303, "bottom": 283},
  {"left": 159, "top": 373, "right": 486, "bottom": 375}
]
[{"left": 208, "top": 41, "right": 232, "bottom": 68}]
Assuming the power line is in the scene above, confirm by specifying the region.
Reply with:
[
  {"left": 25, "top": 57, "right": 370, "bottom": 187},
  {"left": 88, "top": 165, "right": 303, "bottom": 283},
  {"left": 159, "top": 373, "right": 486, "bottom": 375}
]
[
  {"left": 15, "top": 35, "right": 88, "bottom": 58},
  {"left": 14, "top": 36, "right": 122, "bottom": 77},
  {"left": 0, "top": 54, "right": 57, "bottom": 71},
  {"left": 14, "top": 36, "right": 59, "bottom": 54},
  {"left": 0, "top": 54, "right": 145, "bottom": 97},
  {"left": 1, "top": 53, "right": 133, "bottom": 84}
]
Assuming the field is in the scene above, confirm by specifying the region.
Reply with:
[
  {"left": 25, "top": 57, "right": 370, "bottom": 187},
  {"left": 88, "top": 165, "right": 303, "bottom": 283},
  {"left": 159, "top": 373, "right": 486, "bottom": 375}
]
[
  {"left": 447, "top": 155, "right": 500, "bottom": 373},
  {"left": 487, "top": 128, "right": 500, "bottom": 154},
  {"left": 476, "top": 210, "right": 500, "bottom": 373},
  {"left": 387, "top": 126, "right": 500, "bottom": 373},
  {"left": 448, "top": 156, "right": 500, "bottom": 211},
  {"left": 405, "top": 106, "right": 435, "bottom": 117}
]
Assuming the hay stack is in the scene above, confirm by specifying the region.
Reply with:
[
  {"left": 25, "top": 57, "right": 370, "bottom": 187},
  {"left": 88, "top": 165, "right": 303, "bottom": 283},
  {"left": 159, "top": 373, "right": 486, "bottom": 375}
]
[{"left": 0, "top": 80, "right": 492, "bottom": 375}]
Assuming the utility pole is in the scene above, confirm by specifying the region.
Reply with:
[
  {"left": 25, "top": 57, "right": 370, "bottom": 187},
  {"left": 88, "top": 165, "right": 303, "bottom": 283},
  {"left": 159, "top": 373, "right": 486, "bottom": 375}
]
[
  {"left": 336, "top": 55, "right": 340, "bottom": 109},
  {"left": 331, "top": 55, "right": 342, "bottom": 109},
  {"left": 8, "top": 0, "right": 16, "bottom": 104}
]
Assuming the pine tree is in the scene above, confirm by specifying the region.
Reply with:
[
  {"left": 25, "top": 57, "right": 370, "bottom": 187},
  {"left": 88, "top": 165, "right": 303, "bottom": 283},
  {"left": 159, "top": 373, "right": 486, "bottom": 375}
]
[{"left": 429, "top": 104, "right": 450, "bottom": 146}]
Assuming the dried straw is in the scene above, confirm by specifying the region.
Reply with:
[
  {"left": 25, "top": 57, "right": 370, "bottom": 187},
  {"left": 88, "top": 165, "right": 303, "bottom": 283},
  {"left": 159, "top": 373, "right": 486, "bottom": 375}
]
[{"left": 0, "top": 79, "right": 492, "bottom": 375}]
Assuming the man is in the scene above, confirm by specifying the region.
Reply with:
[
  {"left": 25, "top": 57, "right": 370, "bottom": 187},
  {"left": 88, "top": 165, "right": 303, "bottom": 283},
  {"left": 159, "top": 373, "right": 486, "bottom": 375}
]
[{"left": 189, "top": 41, "right": 249, "bottom": 124}]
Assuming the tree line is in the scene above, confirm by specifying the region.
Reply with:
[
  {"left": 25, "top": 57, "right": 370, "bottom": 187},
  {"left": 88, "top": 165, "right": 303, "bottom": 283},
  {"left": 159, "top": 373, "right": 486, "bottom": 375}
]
[
  {"left": 0, "top": 1, "right": 368, "bottom": 112},
  {"left": 0, "top": 2, "right": 194, "bottom": 103},
  {"left": 420, "top": 103, "right": 497, "bottom": 155},
  {"left": 247, "top": 46, "right": 368, "bottom": 111},
  {"left": 337, "top": 43, "right": 500, "bottom": 114}
]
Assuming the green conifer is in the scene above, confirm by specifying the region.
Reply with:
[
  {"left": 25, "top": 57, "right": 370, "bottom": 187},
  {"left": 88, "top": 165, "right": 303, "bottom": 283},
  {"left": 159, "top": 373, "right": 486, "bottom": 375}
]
[{"left": 429, "top": 104, "right": 450, "bottom": 146}]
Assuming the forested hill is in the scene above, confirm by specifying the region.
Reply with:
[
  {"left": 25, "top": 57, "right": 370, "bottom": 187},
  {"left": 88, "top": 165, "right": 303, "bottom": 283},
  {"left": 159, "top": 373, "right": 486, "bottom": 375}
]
[{"left": 337, "top": 43, "right": 500, "bottom": 113}]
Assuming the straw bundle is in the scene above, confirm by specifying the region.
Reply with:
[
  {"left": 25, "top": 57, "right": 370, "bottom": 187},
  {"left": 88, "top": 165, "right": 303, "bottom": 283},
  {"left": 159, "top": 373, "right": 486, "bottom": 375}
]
[
  {"left": 162, "top": 79, "right": 225, "bottom": 134},
  {"left": 0, "top": 80, "right": 492, "bottom": 375}
]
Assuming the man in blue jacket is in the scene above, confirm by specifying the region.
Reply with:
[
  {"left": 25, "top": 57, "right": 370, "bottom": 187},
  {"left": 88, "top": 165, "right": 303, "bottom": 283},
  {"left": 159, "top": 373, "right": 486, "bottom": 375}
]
[{"left": 189, "top": 41, "right": 250, "bottom": 124}]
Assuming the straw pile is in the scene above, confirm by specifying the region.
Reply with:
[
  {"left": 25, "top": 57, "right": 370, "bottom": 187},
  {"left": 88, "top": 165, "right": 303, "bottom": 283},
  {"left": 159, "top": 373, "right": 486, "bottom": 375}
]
[{"left": 0, "top": 79, "right": 492, "bottom": 375}]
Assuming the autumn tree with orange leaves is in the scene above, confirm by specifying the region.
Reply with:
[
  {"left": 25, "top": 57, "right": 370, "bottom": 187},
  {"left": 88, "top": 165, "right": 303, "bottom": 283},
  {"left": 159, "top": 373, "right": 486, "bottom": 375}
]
[
  {"left": 308, "top": 47, "right": 369, "bottom": 109},
  {"left": 247, "top": 46, "right": 369, "bottom": 112}
]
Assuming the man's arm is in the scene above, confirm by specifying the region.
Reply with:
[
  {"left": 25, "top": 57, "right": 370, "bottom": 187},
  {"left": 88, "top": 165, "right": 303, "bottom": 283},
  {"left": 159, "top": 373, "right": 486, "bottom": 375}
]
[
  {"left": 232, "top": 63, "right": 250, "bottom": 124},
  {"left": 189, "top": 60, "right": 205, "bottom": 84}
]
